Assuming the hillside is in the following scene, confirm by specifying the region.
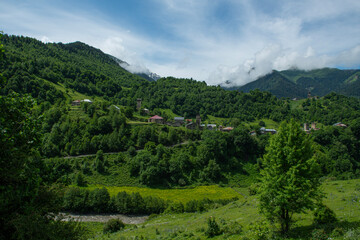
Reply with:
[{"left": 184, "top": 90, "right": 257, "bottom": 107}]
[
  {"left": 236, "top": 68, "right": 360, "bottom": 98},
  {"left": 0, "top": 34, "right": 150, "bottom": 103},
  {"left": 236, "top": 70, "right": 308, "bottom": 99}
]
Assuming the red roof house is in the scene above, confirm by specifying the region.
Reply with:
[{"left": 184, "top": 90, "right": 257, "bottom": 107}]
[{"left": 148, "top": 115, "right": 164, "bottom": 124}]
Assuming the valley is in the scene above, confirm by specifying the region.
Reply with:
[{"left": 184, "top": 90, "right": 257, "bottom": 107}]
[{"left": 1, "top": 34, "right": 360, "bottom": 239}]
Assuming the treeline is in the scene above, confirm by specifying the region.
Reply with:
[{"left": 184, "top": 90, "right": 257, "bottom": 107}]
[{"left": 62, "top": 187, "right": 238, "bottom": 215}]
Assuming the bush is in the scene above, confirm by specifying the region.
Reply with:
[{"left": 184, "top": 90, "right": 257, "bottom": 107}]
[
  {"left": 248, "top": 183, "right": 259, "bottom": 196},
  {"left": 103, "top": 219, "right": 125, "bottom": 234},
  {"left": 247, "top": 219, "right": 270, "bottom": 240},
  {"left": 313, "top": 203, "right": 337, "bottom": 225},
  {"left": 75, "top": 172, "right": 87, "bottom": 187},
  {"left": 343, "top": 228, "right": 360, "bottom": 240},
  {"left": 331, "top": 227, "right": 344, "bottom": 237},
  {"left": 311, "top": 228, "right": 328, "bottom": 240},
  {"left": 222, "top": 220, "right": 242, "bottom": 237},
  {"left": 205, "top": 217, "right": 221, "bottom": 238}
]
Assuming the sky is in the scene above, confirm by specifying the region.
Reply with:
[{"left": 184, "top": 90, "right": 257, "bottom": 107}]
[{"left": 1, "top": 0, "right": 360, "bottom": 86}]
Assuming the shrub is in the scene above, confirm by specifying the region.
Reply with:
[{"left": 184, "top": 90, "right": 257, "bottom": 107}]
[
  {"left": 331, "top": 227, "right": 344, "bottom": 237},
  {"left": 103, "top": 219, "right": 125, "bottom": 234},
  {"left": 248, "top": 183, "right": 259, "bottom": 196},
  {"left": 205, "top": 217, "right": 221, "bottom": 238},
  {"left": 313, "top": 203, "right": 337, "bottom": 225},
  {"left": 75, "top": 172, "right": 87, "bottom": 187},
  {"left": 165, "top": 201, "right": 184, "bottom": 213},
  {"left": 343, "top": 228, "right": 360, "bottom": 240},
  {"left": 311, "top": 228, "right": 328, "bottom": 240},
  {"left": 247, "top": 220, "right": 270, "bottom": 240},
  {"left": 222, "top": 220, "right": 242, "bottom": 237}
]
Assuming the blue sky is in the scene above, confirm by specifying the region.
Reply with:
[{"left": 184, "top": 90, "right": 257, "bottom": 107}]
[{"left": 1, "top": 0, "right": 360, "bottom": 86}]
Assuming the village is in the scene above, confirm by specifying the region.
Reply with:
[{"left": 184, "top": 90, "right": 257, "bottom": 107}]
[{"left": 72, "top": 98, "right": 348, "bottom": 136}]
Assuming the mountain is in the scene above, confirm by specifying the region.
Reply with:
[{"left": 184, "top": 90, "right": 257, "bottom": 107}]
[
  {"left": 0, "top": 35, "right": 151, "bottom": 102},
  {"left": 236, "top": 71, "right": 308, "bottom": 99},
  {"left": 235, "top": 68, "right": 360, "bottom": 98}
]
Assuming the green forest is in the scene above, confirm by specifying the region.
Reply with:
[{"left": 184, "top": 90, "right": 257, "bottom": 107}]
[{"left": 1, "top": 34, "right": 360, "bottom": 239}]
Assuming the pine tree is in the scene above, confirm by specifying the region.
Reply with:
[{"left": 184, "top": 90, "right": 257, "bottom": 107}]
[{"left": 258, "top": 119, "right": 322, "bottom": 234}]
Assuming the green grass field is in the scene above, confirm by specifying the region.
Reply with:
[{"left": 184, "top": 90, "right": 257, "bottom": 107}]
[{"left": 83, "top": 179, "right": 360, "bottom": 240}]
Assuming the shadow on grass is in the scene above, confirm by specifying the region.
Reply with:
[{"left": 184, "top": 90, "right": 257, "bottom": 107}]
[{"left": 285, "top": 220, "right": 360, "bottom": 239}]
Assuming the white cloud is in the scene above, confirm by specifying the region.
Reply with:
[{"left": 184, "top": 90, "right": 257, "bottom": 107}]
[{"left": 0, "top": 0, "right": 359, "bottom": 86}]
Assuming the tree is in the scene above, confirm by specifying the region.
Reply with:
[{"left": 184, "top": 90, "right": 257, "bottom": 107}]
[
  {"left": 0, "top": 36, "right": 85, "bottom": 239},
  {"left": 258, "top": 119, "right": 322, "bottom": 234}
]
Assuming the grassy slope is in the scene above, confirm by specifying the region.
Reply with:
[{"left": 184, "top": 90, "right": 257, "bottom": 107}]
[{"left": 85, "top": 179, "right": 360, "bottom": 239}]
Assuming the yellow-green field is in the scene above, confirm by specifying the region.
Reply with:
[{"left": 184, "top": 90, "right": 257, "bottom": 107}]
[{"left": 84, "top": 185, "right": 242, "bottom": 203}]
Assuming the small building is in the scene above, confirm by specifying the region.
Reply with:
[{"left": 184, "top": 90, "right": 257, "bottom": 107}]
[
  {"left": 207, "top": 124, "right": 217, "bottom": 130},
  {"left": 304, "top": 122, "right": 319, "bottom": 133},
  {"left": 333, "top": 122, "right": 347, "bottom": 127},
  {"left": 148, "top": 115, "right": 164, "bottom": 124},
  {"left": 260, "top": 127, "right": 276, "bottom": 134},
  {"left": 82, "top": 99, "right": 93, "bottom": 104},
  {"left": 220, "top": 126, "right": 234, "bottom": 132},
  {"left": 71, "top": 100, "right": 81, "bottom": 106},
  {"left": 185, "top": 119, "right": 192, "bottom": 123},
  {"left": 249, "top": 130, "right": 257, "bottom": 136},
  {"left": 143, "top": 108, "right": 150, "bottom": 114},
  {"left": 201, "top": 124, "right": 217, "bottom": 130},
  {"left": 174, "top": 117, "right": 185, "bottom": 124}
]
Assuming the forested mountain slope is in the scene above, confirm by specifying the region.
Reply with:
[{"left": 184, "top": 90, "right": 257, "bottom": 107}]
[
  {"left": 0, "top": 34, "right": 149, "bottom": 104},
  {"left": 236, "top": 68, "right": 360, "bottom": 98}
]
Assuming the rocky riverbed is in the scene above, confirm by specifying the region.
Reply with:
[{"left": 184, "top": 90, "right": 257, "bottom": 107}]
[{"left": 60, "top": 213, "right": 149, "bottom": 224}]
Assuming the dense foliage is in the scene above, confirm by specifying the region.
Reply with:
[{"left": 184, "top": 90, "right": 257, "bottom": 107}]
[{"left": 62, "top": 187, "right": 237, "bottom": 215}]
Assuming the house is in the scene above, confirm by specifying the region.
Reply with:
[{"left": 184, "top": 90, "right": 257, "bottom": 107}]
[
  {"left": 249, "top": 130, "right": 257, "bottom": 136},
  {"left": 304, "top": 122, "right": 320, "bottom": 133},
  {"left": 71, "top": 100, "right": 81, "bottom": 106},
  {"left": 200, "top": 124, "right": 217, "bottom": 130},
  {"left": 260, "top": 127, "right": 276, "bottom": 134},
  {"left": 143, "top": 108, "right": 150, "bottom": 114},
  {"left": 220, "top": 126, "right": 234, "bottom": 132},
  {"left": 82, "top": 99, "right": 93, "bottom": 104},
  {"left": 333, "top": 122, "right": 347, "bottom": 127},
  {"left": 148, "top": 115, "right": 164, "bottom": 124},
  {"left": 207, "top": 124, "right": 217, "bottom": 130},
  {"left": 174, "top": 117, "right": 185, "bottom": 124}
]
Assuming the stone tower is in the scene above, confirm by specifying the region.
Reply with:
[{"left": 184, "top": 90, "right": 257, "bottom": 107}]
[
  {"left": 196, "top": 115, "right": 201, "bottom": 126},
  {"left": 136, "top": 98, "right": 142, "bottom": 111}
]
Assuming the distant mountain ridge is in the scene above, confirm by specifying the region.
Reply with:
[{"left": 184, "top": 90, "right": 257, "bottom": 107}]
[{"left": 228, "top": 68, "right": 360, "bottom": 98}]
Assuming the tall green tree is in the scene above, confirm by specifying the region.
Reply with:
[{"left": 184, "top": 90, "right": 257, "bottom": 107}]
[
  {"left": 258, "top": 119, "right": 322, "bottom": 234},
  {"left": 0, "top": 35, "right": 85, "bottom": 240}
]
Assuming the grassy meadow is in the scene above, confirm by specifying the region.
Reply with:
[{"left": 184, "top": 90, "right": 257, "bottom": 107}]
[{"left": 83, "top": 179, "right": 360, "bottom": 240}]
